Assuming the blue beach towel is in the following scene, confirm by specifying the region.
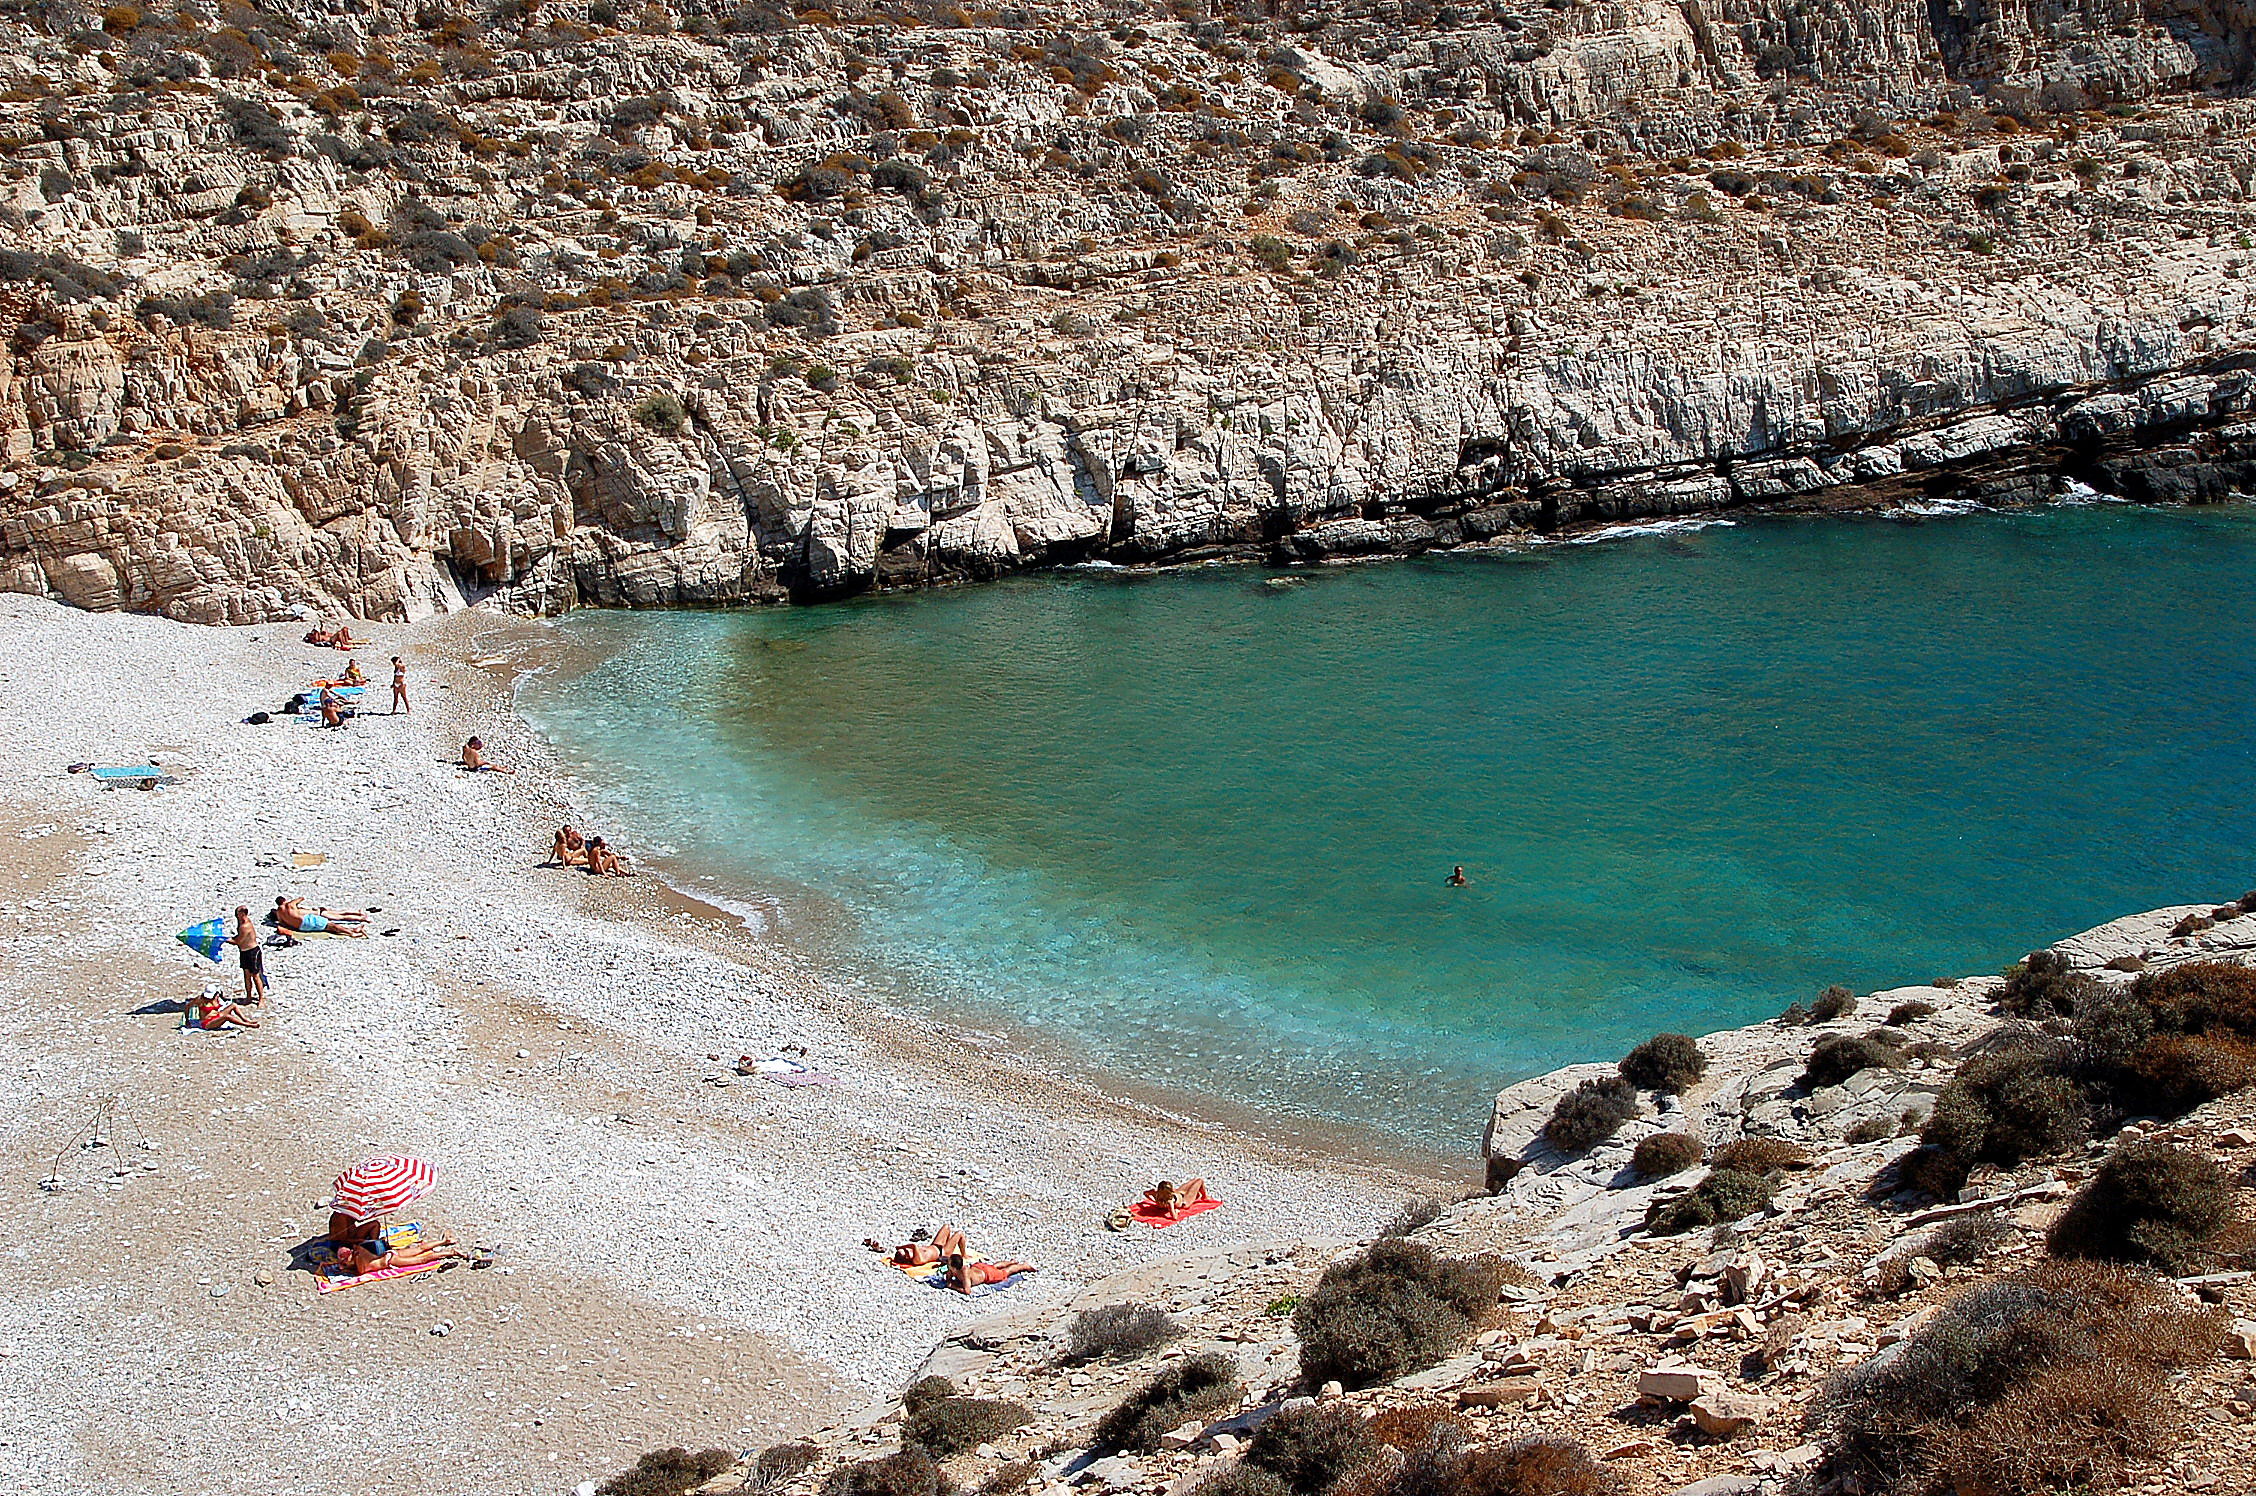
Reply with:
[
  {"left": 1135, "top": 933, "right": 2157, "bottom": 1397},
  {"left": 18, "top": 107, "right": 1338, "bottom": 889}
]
[{"left": 91, "top": 765, "right": 164, "bottom": 781}]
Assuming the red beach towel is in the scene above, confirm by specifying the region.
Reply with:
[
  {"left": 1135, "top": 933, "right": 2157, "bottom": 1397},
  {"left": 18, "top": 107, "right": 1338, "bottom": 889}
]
[{"left": 1129, "top": 1197, "right": 1224, "bottom": 1228}]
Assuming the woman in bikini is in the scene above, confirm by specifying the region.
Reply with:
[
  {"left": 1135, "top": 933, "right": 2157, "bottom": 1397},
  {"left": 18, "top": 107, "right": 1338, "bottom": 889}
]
[
  {"left": 462, "top": 736, "right": 515, "bottom": 774},
  {"left": 585, "top": 837, "right": 633, "bottom": 877},
  {"left": 946, "top": 1251, "right": 1037, "bottom": 1292},
  {"left": 340, "top": 658, "right": 367, "bottom": 687},
  {"left": 1144, "top": 1178, "right": 1215, "bottom": 1214},
  {"left": 864, "top": 1224, "right": 967, "bottom": 1266},
  {"left": 550, "top": 826, "right": 589, "bottom": 868},
  {"left": 185, "top": 990, "right": 260, "bottom": 1030}
]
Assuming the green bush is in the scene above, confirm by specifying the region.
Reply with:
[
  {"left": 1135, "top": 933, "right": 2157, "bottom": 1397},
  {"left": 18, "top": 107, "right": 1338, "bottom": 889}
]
[
  {"left": 2047, "top": 1139, "right": 2240, "bottom": 1273},
  {"left": 902, "top": 1398, "right": 1031, "bottom": 1458},
  {"left": 634, "top": 390, "right": 688, "bottom": 434},
  {"left": 1068, "top": 1303, "right": 1181, "bottom": 1362},
  {"left": 1543, "top": 1075, "right": 1638, "bottom": 1152},
  {"left": 1243, "top": 1405, "right": 1378, "bottom": 1496},
  {"left": 1630, "top": 1132, "right": 1703, "bottom": 1178},
  {"left": 1644, "top": 1167, "right": 1775, "bottom": 1235},
  {"left": 1803, "top": 1259, "right": 2223, "bottom": 1496},
  {"left": 1092, "top": 1352, "right": 1242, "bottom": 1452},
  {"left": 1294, "top": 1240, "right": 1504, "bottom": 1390},
  {"left": 1801, "top": 1032, "right": 1905, "bottom": 1090},
  {"left": 599, "top": 1448, "right": 738, "bottom": 1496},
  {"left": 1619, "top": 1033, "right": 1707, "bottom": 1093},
  {"left": 1918, "top": 1035, "right": 2088, "bottom": 1178}
]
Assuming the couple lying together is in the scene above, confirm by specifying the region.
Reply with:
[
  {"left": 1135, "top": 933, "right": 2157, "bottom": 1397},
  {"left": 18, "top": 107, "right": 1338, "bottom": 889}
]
[
  {"left": 865, "top": 1225, "right": 1038, "bottom": 1292},
  {"left": 322, "top": 1210, "right": 488, "bottom": 1275},
  {"left": 549, "top": 825, "right": 631, "bottom": 877}
]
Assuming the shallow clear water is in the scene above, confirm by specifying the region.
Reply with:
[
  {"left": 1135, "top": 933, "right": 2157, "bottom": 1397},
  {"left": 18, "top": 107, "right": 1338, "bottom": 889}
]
[{"left": 517, "top": 505, "right": 2256, "bottom": 1146}]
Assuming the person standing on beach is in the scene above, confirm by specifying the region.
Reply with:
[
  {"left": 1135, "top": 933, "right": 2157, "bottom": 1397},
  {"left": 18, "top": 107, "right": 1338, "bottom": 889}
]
[
  {"left": 391, "top": 656, "right": 409, "bottom": 715},
  {"left": 233, "top": 904, "right": 268, "bottom": 1008}
]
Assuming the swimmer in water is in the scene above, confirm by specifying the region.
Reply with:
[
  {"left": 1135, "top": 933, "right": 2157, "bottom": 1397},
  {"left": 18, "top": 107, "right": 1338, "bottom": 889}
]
[{"left": 1446, "top": 865, "right": 1468, "bottom": 887}]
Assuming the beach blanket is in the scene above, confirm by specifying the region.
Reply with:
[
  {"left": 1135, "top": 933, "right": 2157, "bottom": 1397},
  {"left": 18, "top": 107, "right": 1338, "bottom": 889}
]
[
  {"left": 1129, "top": 1196, "right": 1225, "bottom": 1228},
  {"left": 891, "top": 1253, "right": 1032, "bottom": 1298},
  {"left": 307, "top": 683, "right": 366, "bottom": 697},
  {"left": 89, "top": 765, "right": 165, "bottom": 781},
  {"left": 310, "top": 1223, "right": 443, "bottom": 1293}
]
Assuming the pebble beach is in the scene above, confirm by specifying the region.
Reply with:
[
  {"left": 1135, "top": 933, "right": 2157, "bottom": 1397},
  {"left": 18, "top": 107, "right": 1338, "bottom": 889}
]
[{"left": 0, "top": 594, "right": 1442, "bottom": 1496}]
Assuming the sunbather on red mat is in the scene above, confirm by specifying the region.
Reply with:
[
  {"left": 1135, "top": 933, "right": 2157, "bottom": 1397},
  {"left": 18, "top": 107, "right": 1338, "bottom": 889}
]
[{"left": 1144, "top": 1178, "right": 1214, "bottom": 1215}]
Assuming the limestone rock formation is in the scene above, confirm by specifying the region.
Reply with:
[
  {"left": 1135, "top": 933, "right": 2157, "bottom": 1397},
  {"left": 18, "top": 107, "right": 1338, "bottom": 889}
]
[{"left": 2, "top": 0, "right": 2254, "bottom": 621}]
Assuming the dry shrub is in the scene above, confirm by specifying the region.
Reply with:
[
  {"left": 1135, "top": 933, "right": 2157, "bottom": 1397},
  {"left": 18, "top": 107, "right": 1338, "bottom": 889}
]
[
  {"left": 1801, "top": 1032, "right": 1905, "bottom": 1090},
  {"left": 1194, "top": 1467, "right": 1290, "bottom": 1496},
  {"left": 1618, "top": 1033, "right": 1707, "bottom": 1093},
  {"left": 600, "top": 1448, "right": 738, "bottom": 1496},
  {"left": 1804, "top": 1259, "right": 2224, "bottom": 1496},
  {"left": 1896, "top": 1143, "right": 1971, "bottom": 1199},
  {"left": 1644, "top": 1167, "right": 1775, "bottom": 1235},
  {"left": 1630, "top": 1132, "right": 1703, "bottom": 1178},
  {"left": 1543, "top": 1075, "right": 1638, "bottom": 1152},
  {"left": 826, "top": 1454, "right": 952, "bottom": 1496},
  {"left": 1295, "top": 1240, "right": 1506, "bottom": 1390},
  {"left": 1919, "top": 1035, "right": 2087, "bottom": 1179},
  {"left": 1365, "top": 1406, "right": 1472, "bottom": 1453},
  {"left": 1243, "top": 1404, "right": 1379, "bottom": 1495},
  {"left": 1996, "top": 950, "right": 2097, "bottom": 1018},
  {"left": 1093, "top": 1352, "right": 1241, "bottom": 1452},
  {"left": 755, "top": 1443, "right": 822, "bottom": 1490},
  {"left": 2127, "top": 1032, "right": 2256, "bottom": 1112},
  {"left": 1708, "top": 1137, "right": 1808, "bottom": 1173},
  {"left": 1843, "top": 1116, "right": 1895, "bottom": 1144},
  {"left": 902, "top": 1376, "right": 957, "bottom": 1412},
  {"left": 902, "top": 1398, "right": 1031, "bottom": 1458},
  {"left": 2047, "top": 1138, "right": 2240, "bottom": 1273},
  {"left": 1380, "top": 1196, "right": 1450, "bottom": 1238},
  {"left": 1811, "top": 984, "right": 1860, "bottom": 1022},
  {"left": 1360, "top": 1438, "right": 1621, "bottom": 1496},
  {"left": 2136, "top": 960, "right": 2256, "bottom": 1037},
  {"left": 1886, "top": 1000, "right": 1938, "bottom": 1026},
  {"left": 975, "top": 1462, "right": 1037, "bottom": 1496},
  {"left": 1920, "top": 1210, "right": 2009, "bottom": 1265},
  {"left": 1068, "top": 1303, "right": 1181, "bottom": 1361}
]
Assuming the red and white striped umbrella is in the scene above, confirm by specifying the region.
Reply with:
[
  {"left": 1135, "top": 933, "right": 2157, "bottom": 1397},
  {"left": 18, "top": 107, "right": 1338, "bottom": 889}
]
[{"left": 331, "top": 1155, "right": 437, "bottom": 1222}]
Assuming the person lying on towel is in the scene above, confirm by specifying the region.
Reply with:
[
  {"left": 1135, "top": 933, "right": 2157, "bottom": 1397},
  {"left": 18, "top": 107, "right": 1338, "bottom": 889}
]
[
  {"left": 275, "top": 895, "right": 369, "bottom": 938},
  {"left": 323, "top": 1213, "right": 471, "bottom": 1275},
  {"left": 946, "top": 1250, "right": 1037, "bottom": 1292},
  {"left": 1144, "top": 1178, "right": 1214, "bottom": 1215},
  {"left": 865, "top": 1224, "right": 966, "bottom": 1266}
]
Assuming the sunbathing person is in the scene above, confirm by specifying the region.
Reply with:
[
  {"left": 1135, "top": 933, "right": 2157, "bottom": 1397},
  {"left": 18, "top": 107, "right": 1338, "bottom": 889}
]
[
  {"left": 185, "top": 990, "right": 260, "bottom": 1031},
  {"left": 275, "top": 895, "right": 369, "bottom": 938},
  {"left": 1144, "top": 1178, "right": 1215, "bottom": 1214},
  {"left": 324, "top": 1213, "right": 472, "bottom": 1275},
  {"left": 585, "top": 837, "right": 633, "bottom": 877},
  {"left": 550, "top": 826, "right": 589, "bottom": 867},
  {"left": 462, "top": 736, "right": 515, "bottom": 774},
  {"left": 865, "top": 1224, "right": 967, "bottom": 1266},
  {"left": 341, "top": 658, "right": 367, "bottom": 687},
  {"left": 945, "top": 1250, "right": 1037, "bottom": 1292}
]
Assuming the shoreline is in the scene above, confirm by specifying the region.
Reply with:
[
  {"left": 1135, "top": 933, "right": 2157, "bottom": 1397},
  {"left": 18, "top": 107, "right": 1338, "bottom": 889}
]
[{"left": 0, "top": 594, "right": 1449, "bottom": 1496}]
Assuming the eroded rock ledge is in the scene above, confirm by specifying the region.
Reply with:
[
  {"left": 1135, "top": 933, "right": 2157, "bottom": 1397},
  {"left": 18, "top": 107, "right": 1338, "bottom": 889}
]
[{"left": 3, "top": 0, "right": 2255, "bottom": 622}]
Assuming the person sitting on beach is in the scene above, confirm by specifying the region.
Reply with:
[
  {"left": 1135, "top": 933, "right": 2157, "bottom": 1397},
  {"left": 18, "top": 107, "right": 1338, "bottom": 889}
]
[
  {"left": 341, "top": 658, "right": 367, "bottom": 687},
  {"left": 864, "top": 1224, "right": 967, "bottom": 1267},
  {"left": 462, "top": 736, "right": 515, "bottom": 774},
  {"left": 185, "top": 989, "right": 260, "bottom": 1031},
  {"left": 324, "top": 1212, "right": 471, "bottom": 1275},
  {"left": 318, "top": 685, "right": 348, "bottom": 730},
  {"left": 550, "top": 826, "right": 589, "bottom": 868},
  {"left": 305, "top": 624, "right": 336, "bottom": 646},
  {"left": 585, "top": 837, "right": 633, "bottom": 877},
  {"left": 1144, "top": 1178, "right": 1214, "bottom": 1214},
  {"left": 275, "top": 895, "right": 369, "bottom": 938},
  {"left": 945, "top": 1250, "right": 1037, "bottom": 1293}
]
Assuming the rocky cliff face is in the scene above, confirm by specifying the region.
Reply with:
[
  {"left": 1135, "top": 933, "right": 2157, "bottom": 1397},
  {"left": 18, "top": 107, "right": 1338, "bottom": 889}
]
[{"left": 2, "top": 0, "right": 2253, "bottom": 621}]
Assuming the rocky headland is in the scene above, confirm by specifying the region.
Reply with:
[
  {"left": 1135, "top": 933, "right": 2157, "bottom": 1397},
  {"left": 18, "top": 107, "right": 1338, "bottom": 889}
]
[{"left": 3, "top": 0, "right": 2256, "bottom": 621}]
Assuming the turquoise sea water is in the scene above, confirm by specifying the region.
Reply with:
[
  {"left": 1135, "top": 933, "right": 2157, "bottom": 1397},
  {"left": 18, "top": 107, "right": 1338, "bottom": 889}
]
[{"left": 516, "top": 505, "right": 2256, "bottom": 1147}]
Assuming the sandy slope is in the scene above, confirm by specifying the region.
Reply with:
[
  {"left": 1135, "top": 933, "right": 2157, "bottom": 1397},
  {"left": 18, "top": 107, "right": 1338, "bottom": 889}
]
[{"left": 0, "top": 595, "right": 1442, "bottom": 1496}]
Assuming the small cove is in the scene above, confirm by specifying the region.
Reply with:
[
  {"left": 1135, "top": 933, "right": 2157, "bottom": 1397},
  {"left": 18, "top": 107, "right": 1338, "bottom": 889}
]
[{"left": 515, "top": 503, "right": 2256, "bottom": 1147}]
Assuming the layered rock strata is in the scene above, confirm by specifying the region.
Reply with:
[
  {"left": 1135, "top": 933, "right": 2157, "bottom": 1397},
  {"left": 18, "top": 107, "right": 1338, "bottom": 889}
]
[{"left": 3, "top": 0, "right": 2255, "bottom": 621}]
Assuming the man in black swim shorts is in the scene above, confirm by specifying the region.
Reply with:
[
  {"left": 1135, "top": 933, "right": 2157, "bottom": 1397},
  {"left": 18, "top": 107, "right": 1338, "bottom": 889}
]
[{"left": 233, "top": 904, "right": 268, "bottom": 1008}]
